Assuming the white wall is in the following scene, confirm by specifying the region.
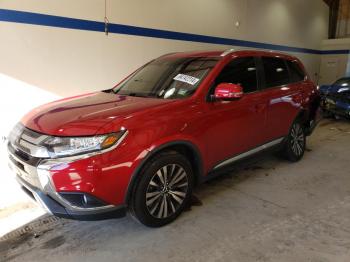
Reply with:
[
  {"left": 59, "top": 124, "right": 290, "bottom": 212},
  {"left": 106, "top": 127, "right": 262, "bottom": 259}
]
[
  {"left": 319, "top": 38, "right": 350, "bottom": 85},
  {"left": 0, "top": 0, "right": 329, "bottom": 97}
]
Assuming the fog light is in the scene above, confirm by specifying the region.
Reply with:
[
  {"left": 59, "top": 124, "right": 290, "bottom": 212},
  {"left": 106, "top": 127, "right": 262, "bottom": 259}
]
[{"left": 59, "top": 192, "right": 107, "bottom": 208}]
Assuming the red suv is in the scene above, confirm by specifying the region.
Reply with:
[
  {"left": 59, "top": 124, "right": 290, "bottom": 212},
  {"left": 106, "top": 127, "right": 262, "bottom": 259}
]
[{"left": 7, "top": 50, "right": 320, "bottom": 227}]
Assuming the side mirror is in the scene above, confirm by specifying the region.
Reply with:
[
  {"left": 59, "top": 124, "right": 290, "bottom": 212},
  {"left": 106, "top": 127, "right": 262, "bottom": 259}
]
[{"left": 214, "top": 83, "right": 243, "bottom": 100}]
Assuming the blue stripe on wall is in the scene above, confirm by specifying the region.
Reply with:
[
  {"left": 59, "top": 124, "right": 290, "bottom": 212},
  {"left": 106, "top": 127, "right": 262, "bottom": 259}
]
[{"left": 0, "top": 8, "right": 349, "bottom": 56}]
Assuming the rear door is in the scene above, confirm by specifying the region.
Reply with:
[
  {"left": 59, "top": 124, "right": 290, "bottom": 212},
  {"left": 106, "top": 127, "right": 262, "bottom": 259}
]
[{"left": 259, "top": 57, "right": 304, "bottom": 141}]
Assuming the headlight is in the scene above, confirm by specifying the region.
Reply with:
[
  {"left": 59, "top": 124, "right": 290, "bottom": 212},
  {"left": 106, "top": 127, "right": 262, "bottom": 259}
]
[{"left": 42, "top": 131, "right": 126, "bottom": 158}]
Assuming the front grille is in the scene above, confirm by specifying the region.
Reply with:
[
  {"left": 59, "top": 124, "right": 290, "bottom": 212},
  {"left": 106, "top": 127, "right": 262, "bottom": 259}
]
[
  {"left": 8, "top": 123, "right": 50, "bottom": 160},
  {"left": 9, "top": 154, "right": 24, "bottom": 171},
  {"left": 8, "top": 142, "right": 42, "bottom": 167},
  {"left": 8, "top": 124, "right": 52, "bottom": 192},
  {"left": 12, "top": 144, "right": 30, "bottom": 162},
  {"left": 22, "top": 128, "right": 43, "bottom": 139}
]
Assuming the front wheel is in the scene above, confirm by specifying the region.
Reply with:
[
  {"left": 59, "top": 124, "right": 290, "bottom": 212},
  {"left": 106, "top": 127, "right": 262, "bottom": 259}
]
[
  {"left": 282, "top": 120, "right": 306, "bottom": 162},
  {"left": 130, "top": 151, "right": 193, "bottom": 227}
]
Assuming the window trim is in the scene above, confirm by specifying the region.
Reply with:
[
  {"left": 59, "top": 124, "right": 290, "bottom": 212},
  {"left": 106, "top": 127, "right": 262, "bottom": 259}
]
[
  {"left": 285, "top": 59, "right": 306, "bottom": 85},
  {"left": 206, "top": 55, "right": 261, "bottom": 101},
  {"left": 259, "top": 56, "right": 297, "bottom": 90},
  {"left": 113, "top": 57, "right": 219, "bottom": 100}
]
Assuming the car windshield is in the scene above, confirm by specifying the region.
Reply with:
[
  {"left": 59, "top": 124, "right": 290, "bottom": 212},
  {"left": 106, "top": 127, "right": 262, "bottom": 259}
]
[
  {"left": 333, "top": 78, "right": 350, "bottom": 87},
  {"left": 112, "top": 57, "right": 219, "bottom": 99}
]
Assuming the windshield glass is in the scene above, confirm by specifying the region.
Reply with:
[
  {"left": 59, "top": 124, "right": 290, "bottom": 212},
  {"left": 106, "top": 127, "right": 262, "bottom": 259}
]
[{"left": 113, "top": 57, "right": 219, "bottom": 99}]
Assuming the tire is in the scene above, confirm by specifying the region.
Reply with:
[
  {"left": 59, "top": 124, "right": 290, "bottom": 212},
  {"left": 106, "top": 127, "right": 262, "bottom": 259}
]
[
  {"left": 130, "top": 151, "right": 194, "bottom": 227},
  {"left": 282, "top": 119, "right": 306, "bottom": 162}
]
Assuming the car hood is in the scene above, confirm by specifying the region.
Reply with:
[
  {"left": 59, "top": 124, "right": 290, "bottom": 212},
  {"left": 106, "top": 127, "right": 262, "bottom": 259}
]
[{"left": 21, "top": 91, "right": 173, "bottom": 136}]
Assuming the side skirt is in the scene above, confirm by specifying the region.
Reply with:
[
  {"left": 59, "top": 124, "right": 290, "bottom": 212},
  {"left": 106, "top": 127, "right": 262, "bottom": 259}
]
[{"left": 201, "top": 137, "right": 285, "bottom": 183}]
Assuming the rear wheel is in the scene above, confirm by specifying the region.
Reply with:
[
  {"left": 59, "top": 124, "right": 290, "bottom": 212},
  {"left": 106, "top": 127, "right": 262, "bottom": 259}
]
[
  {"left": 282, "top": 120, "right": 306, "bottom": 162},
  {"left": 130, "top": 151, "right": 193, "bottom": 227}
]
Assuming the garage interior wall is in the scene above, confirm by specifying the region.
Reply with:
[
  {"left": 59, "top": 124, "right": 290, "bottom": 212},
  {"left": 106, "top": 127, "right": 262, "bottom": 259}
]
[
  {"left": 319, "top": 38, "right": 350, "bottom": 84},
  {"left": 0, "top": 0, "right": 329, "bottom": 98}
]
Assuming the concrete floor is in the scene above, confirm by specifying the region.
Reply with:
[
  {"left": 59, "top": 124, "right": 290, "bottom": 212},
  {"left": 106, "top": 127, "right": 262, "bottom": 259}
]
[{"left": 1, "top": 118, "right": 350, "bottom": 262}]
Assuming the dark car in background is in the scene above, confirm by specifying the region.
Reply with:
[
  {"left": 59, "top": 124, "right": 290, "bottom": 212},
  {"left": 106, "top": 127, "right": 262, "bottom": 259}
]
[{"left": 319, "top": 77, "right": 350, "bottom": 119}]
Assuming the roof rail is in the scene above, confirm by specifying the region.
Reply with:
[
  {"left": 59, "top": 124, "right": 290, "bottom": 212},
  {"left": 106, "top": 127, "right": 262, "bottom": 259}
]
[
  {"left": 220, "top": 49, "right": 235, "bottom": 57},
  {"left": 158, "top": 52, "right": 180, "bottom": 58},
  {"left": 220, "top": 48, "right": 297, "bottom": 58}
]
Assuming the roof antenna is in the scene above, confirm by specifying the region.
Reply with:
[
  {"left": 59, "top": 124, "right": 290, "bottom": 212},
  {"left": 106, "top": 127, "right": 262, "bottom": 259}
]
[{"left": 104, "top": 0, "right": 109, "bottom": 35}]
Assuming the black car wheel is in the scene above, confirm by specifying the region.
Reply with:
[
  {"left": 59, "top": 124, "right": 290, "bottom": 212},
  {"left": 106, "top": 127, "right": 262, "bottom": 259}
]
[
  {"left": 283, "top": 120, "right": 306, "bottom": 162},
  {"left": 130, "top": 151, "right": 193, "bottom": 227}
]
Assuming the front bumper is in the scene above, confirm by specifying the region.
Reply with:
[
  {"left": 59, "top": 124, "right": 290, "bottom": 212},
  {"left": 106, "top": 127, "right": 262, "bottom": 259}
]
[
  {"left": 321, "top": 97, "right": 350, "bottom": 118},
  {"left": 17, "top": 175, "right": 126, "bottom": 220},
  {"left": 8, "top": 144, "right": 126, "bottom": 220}
]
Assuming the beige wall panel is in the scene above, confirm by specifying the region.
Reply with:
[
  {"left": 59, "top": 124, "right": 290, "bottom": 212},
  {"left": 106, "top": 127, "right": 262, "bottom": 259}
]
[{"left": 0, "top": 0, "right": 329, "bottom": 95}]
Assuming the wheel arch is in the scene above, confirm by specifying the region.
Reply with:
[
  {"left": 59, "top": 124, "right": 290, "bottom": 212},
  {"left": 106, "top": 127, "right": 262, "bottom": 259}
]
[
  {"left": 295, "top": 106, "right": 318, "bottom": 136},
  {"left": 124, "top": 140, "right": 204, "bottom": 205},
  {"left": 295, "top": 108, "right": 309, "bottom": 124}
]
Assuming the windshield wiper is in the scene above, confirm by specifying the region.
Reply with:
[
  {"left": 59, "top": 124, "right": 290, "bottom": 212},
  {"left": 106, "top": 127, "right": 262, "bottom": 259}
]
[
  {"left": 127, "top": 92, "right": 155, "bottom": 98},
  {"left": 101, "top": 88, "right": 114, "bottom": 93}
]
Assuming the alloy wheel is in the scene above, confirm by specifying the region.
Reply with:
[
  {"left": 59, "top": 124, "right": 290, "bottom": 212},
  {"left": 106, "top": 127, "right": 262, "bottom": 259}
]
[
  {"left": 290, "top": 123, "right": 305, "bottom": 156},
  {"left": 146, "top": 164, "right": 189, "bottom": 219}
]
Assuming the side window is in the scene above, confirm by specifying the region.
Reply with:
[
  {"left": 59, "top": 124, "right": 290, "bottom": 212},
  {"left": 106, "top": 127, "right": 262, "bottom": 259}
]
[
  {"left": 262, "top": 57, "right": 289, "bottom": 88},
  {"left": 215, "top": 57, "right": 258, "bottom": 93},
  {"left": 286, "top": 60, "right": 306, "bottom": 83}
]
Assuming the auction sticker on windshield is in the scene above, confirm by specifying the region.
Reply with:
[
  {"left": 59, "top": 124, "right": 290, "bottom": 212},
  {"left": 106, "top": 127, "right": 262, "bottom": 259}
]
[{"left": 173, "top": 74, "right": 200, "bottom": 85}]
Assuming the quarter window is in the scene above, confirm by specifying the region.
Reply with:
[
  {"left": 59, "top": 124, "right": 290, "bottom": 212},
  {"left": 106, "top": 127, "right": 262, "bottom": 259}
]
[
  {"left": 262, "top": 57, "right": 289, "bottom": 88},
  {"left": 286, "top": 60, "right": 305, "bottom": 83},
  {"left": 215, "top": 57, "right": 258, "bottom": 93}
]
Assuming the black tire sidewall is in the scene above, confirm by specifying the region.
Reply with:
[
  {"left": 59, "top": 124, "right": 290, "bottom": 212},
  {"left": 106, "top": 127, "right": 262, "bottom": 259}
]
[{"left": 131, "top": 152, "right": 194, "bottom": 227}]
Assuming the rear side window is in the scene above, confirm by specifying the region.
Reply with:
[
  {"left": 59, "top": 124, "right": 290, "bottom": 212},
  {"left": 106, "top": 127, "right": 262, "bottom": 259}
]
[
  {"left": 286, "top": 60, "right": 305, "bottom": 83},
  {"left": 215, "top": 57, "right": 258, "bottom": 93},
  {"left": 262, "top": 57, "right": 289, "bottom": 88}
]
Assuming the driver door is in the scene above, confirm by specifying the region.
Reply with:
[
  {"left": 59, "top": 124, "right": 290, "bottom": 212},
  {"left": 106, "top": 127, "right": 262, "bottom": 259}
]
[{"left": 203, "top": 56, "right": 268, "bottom": 170}]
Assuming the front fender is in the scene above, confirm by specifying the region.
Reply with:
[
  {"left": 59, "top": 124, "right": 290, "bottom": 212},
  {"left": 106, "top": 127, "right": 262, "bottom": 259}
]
[{"left": 123, "top": 138, "right": 205, "bottom": 205}]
